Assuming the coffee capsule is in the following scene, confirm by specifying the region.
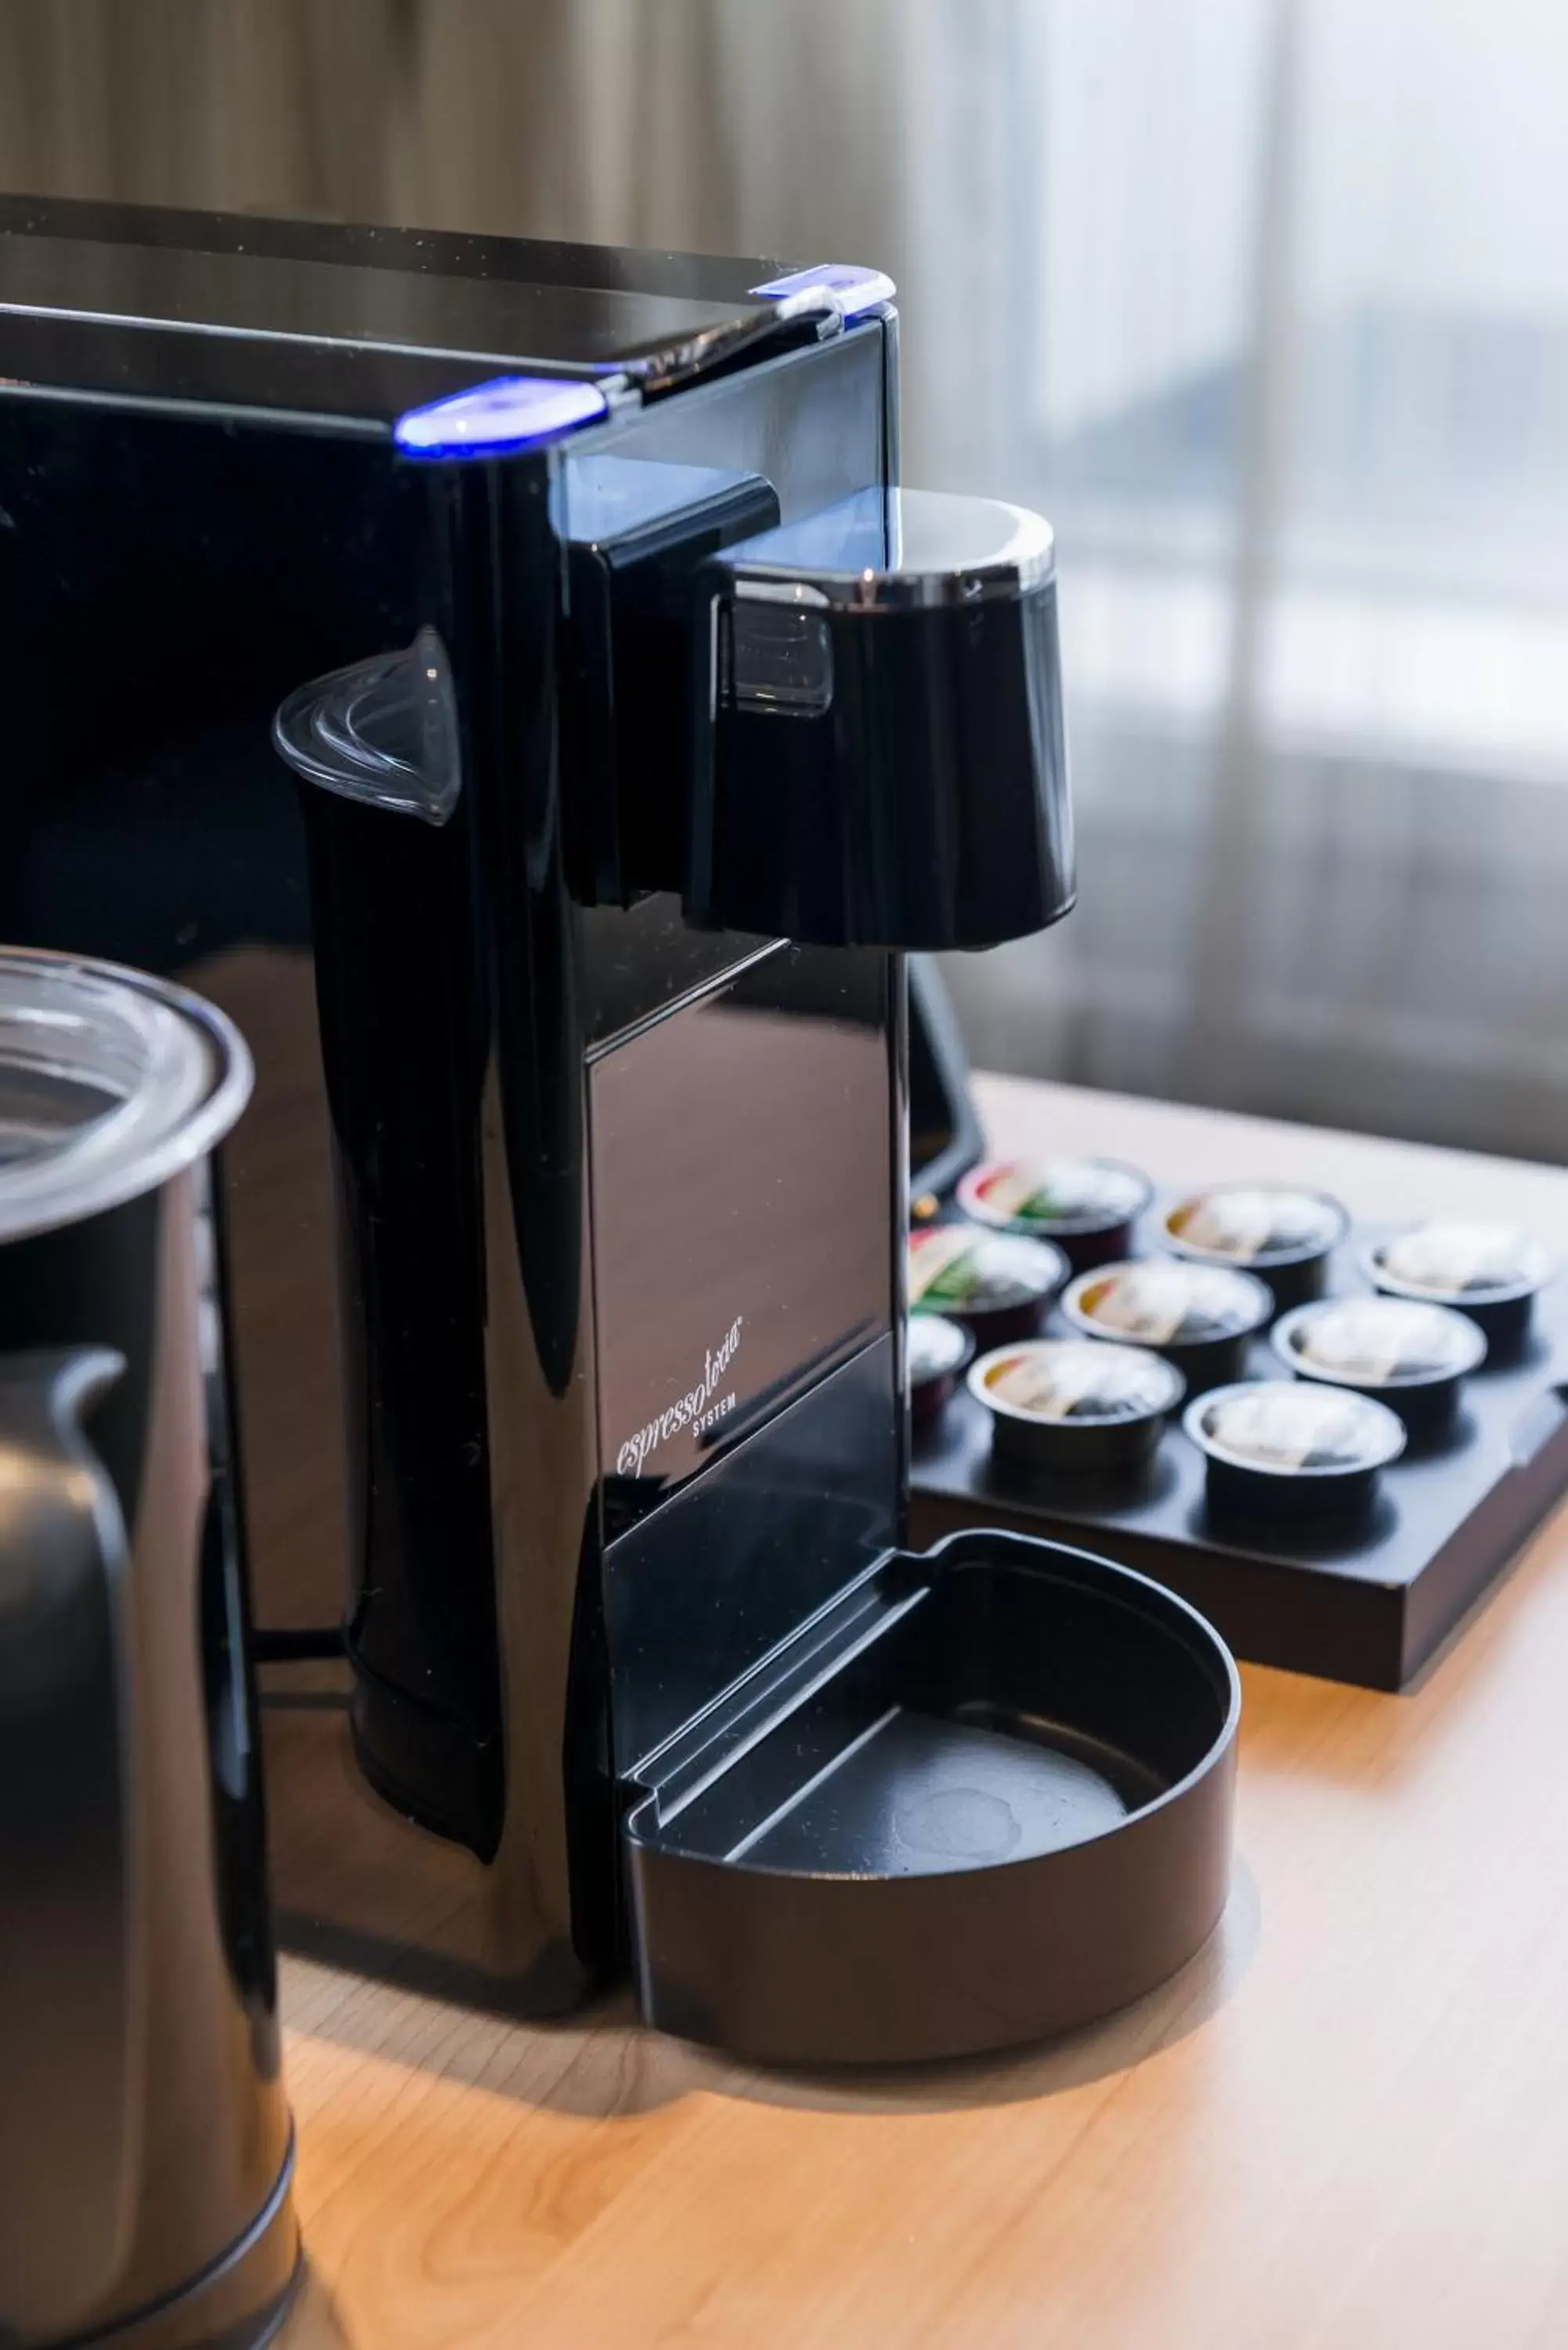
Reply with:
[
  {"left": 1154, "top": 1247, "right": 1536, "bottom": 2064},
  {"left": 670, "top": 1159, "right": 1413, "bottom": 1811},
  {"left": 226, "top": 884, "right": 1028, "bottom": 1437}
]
[
  {"left": 908, "top": 1311, "right": 975, "bottom": 1427},
  {"left": 956, "top": 1155, "right": 1152, "bottom": 1271},
  {"left": 1060, "top": 1258, "right": 1273, "bottom": 1391},
  {"left": 1184, "top": 1378, "right": 1406, "bottom": 1517},
  {"left": 1272, "top": 1294, "right": 1483, "bottom": 1437},
  {"left": 1365, "top": 1220, "right": 1554, "bottom": 1348},
  {"left": 907, "top": 1224, "right": 1068, "bottom": 1348},
  {"left": 967, "top": 1337, "right": 1184, "bottom": 1471},
  {"left": 1161, "top": 1181, "right": 1348, "bottom": 1310}
]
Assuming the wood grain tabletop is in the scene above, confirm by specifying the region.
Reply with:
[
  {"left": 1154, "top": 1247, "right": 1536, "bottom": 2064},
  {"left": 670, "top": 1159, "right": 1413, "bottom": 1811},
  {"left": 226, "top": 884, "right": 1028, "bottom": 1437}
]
[{"left": 278, "top": 1076, "right": 1568, "bottom": 2350}]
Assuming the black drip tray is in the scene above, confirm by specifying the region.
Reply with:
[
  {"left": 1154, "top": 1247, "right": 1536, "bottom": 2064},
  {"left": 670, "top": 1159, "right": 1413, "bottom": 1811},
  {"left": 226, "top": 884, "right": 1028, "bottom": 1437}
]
[
  {"left": 724, "top": 1708, "right": 1137, "bottom": 1874},
  {"left": 623, "top": 1529, "right": 1238, "bottom": 2066}
]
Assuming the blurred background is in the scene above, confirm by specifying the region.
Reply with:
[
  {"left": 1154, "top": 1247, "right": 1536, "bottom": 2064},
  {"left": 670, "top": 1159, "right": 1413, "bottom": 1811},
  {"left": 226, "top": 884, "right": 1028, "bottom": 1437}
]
[{"left": 3, "top": 0, "right": 1566, "bottom": 1160}]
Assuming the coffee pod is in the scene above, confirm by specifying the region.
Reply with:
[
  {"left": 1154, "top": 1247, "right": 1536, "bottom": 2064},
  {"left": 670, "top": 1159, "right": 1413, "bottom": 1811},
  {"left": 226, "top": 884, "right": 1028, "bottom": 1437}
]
[
  {"left": 908, "top": 1311, "right": 975, "bottom": 1427},
  {"left": 1365, "top": 1220, "right": 1555, "bottom": 1349},
  {"left": 1184, "top": 1379, "right": 1406, "bottom": 1517},
  {"left": 967, "top": 1337, "right": 1184, "bottom": 1472},
  {"left": 1161, "top": 1181, "right": 1348, "bottom": 1309},
  {"left": 907, "top": 1224, "right": 1068, "bottom": 1348},
  {"left": 956, "top": 1155, "right": 1152, "bottom": 1271},
  {"left": 1272, "top": 1294, "right": 1484, "bottom": 1437},
  {"left": 1060, "top": 1258, "right": 1273, "bottom": 1392}
]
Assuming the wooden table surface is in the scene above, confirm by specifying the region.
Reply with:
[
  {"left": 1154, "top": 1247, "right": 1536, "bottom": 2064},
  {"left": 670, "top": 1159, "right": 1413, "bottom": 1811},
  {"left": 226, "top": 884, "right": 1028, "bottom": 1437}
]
[{"left": 280, "top": 1076, "right": 1568, "bottom": 2350}]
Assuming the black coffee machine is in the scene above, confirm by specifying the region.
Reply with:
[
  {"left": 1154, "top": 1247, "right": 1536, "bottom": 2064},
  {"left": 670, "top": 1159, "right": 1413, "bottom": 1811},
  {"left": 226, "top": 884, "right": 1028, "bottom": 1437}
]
[{"left": 0, "top": 200, "right": 1234, "bottom": 2066}]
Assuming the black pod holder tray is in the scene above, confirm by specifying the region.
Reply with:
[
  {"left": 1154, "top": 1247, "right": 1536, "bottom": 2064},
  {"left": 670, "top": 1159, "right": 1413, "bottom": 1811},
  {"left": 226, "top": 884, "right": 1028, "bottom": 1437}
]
[
  {"left": 623, "top": 1529, "right": 1237, "bottom": 2066},
  {"left": 911, "top": 1213, "right": 1568, "bottom": 1691}
]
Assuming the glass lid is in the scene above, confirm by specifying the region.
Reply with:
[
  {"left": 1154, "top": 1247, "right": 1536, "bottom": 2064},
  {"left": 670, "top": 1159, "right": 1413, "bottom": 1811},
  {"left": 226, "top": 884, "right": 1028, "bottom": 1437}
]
[{"left": 0, "top": 951, "right": 251, "bottom": 1242}]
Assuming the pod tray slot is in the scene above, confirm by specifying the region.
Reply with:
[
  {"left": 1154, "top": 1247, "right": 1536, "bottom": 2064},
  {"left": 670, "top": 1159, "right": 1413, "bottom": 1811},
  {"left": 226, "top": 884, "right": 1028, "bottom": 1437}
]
[
  {"left": 623, "top": 1529, "right": 1237, "bottom": 2066},
  {"left": 912, "top": 1212, "right": 1568, "bottom": 1691}
]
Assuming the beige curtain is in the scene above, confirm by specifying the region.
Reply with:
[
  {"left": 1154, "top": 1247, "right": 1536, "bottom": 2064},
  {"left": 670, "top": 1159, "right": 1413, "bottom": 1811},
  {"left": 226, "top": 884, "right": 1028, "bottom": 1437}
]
[
  {"left": 0, "top": 1, "right": 901, "bottom": 252},
  {"left": 4, "top": 0, "right": 1566, "bottom": 1162}
]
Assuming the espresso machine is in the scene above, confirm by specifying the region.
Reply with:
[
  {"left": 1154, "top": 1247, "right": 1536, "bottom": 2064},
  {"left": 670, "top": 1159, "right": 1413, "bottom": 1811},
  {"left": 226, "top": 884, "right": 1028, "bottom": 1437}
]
[{"left": 0, "top": 198, "right": 1234, "bottom": 2068}]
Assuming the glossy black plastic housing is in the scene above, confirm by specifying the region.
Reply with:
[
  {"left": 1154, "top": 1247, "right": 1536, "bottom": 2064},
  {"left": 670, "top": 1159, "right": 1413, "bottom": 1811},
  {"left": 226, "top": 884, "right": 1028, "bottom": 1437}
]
[
  {"left": 688, "top": 501, "right": 1074, "bottom": 951},
  {"left": 558, "top": 459, "right": 780, "bottom": 904},
  {"left": 625, "top": 1530, "right": 1238, "bottom": 2065}
]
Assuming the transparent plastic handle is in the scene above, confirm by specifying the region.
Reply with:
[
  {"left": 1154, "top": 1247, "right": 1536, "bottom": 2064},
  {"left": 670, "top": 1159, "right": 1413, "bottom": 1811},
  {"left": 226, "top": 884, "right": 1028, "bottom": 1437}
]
[{"left": 272, "top": 627, "right": 461, "bottom": 826}]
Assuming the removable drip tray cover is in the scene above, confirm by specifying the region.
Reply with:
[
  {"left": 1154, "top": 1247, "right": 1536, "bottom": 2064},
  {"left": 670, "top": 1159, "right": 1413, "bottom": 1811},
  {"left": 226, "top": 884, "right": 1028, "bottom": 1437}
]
[{"left": 623, "top": 1529, "right": 1238, "bottom": 2066}]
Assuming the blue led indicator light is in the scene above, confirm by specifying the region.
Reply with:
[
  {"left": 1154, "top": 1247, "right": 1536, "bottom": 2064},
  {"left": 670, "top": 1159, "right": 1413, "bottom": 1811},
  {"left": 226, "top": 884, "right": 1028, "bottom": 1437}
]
[
  {"left": 393, "top": 374, "right": 609, "bottom": 461},
  {"left": 749, "top": 262, "right": 897, "bottom": 320}
]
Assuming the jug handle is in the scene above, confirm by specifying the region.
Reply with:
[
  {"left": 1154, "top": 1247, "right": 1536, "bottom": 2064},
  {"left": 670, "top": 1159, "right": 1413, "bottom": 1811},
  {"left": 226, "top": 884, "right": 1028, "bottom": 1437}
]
[{"left": 0, "top": 1349, "right": 140, "bottom": 2344}]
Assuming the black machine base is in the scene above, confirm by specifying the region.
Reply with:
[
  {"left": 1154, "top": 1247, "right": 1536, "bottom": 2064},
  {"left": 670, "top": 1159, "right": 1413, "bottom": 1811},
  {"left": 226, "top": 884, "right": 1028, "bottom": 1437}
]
[
  {"left": 623, "top": 1530, "right": 1238, "bottom": 2066},
  {"left": 71, "top": 2142, "right": 300, "bottom": 2350},
  {"left": 912, "top": 1220, "right": 1568, "bottom": 1693}
]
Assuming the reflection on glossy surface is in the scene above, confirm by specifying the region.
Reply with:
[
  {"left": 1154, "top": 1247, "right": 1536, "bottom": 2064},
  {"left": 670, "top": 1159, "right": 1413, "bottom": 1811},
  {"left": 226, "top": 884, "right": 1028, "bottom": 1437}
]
[
  {"left": 558, "top": 454, "right": 764, "bottom": 544},
  {"left": 0, "top": 197, "right": 799, "bottom": 415},
  {"left": 0, "top": 1014, "right": 295, "bottom": 2346},
  {"left": 558, "top": 455, "right": 780, "bottom": 905},
  {"left": 590, "top": 947, "right": 891, "bottom": 1518},
  {"left": 717, "top": 486, "right": 1057, "bottom": 606},
  {"left": 298, "top": 732, "right": 504, "bottom": 1863},
  {"left": 607, "top": 1338, "right": 898, "bottom": 1774}
]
